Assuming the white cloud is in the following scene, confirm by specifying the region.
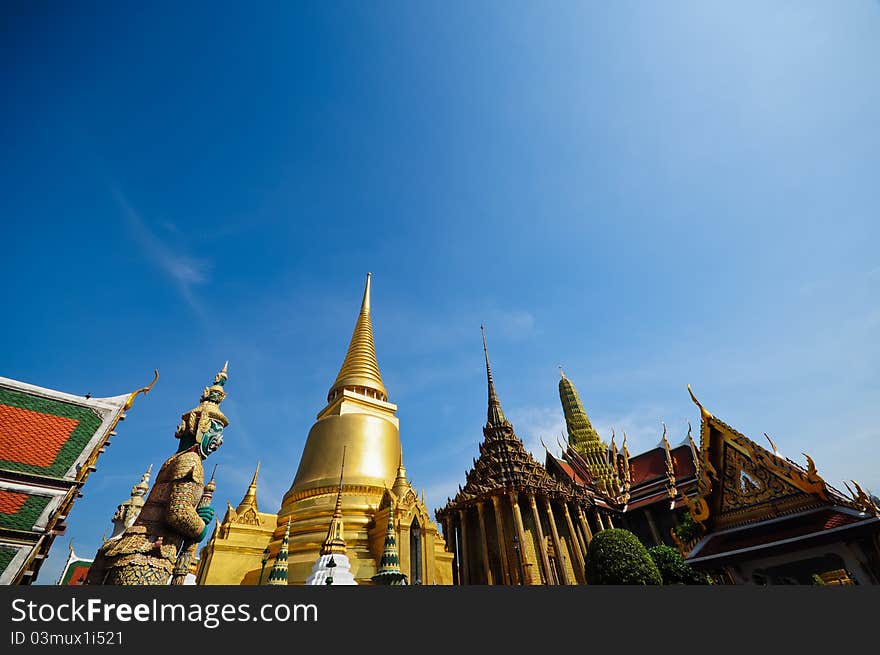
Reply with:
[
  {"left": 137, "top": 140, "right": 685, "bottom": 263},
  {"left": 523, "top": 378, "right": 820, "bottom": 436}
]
[
  {"left": 486, "top": 309, "right": 536, "bottom": 341},
  {"left": 507, "top": 405, "right": 565, "bottom": 460},
  {"left": 113, "top": 187, "right": 211, "bottom": 312}
]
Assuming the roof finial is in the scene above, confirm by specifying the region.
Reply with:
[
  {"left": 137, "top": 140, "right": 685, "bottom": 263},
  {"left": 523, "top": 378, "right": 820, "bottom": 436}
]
[
  {"left": 687, "top": 384, "right": 712, "bottom": 419},
  {"left": 123, "top": 369, "right": 159, "bottom": 410},
  {"left": 558, "top": 365, "right": 565, "bottom": 379},
  {"left": 481, "top": 325, "right": 508, "bottom": 427},
  {"left": 362, "top": 272, "right": 371, "bottom": 311},
  {"left": 764, "top": 433, "right": 780, "bottom": 456}
]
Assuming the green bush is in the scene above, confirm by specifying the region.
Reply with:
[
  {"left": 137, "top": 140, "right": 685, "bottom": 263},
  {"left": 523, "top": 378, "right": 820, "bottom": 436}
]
[
  {"left": 584, "top": 529, "right": 662, "bottom": 585},
  {"left": 647, "top": 545, "right": 709, "bottom": 585},
  {"left": 674, "top": 511, "right": 700, "bottom": 543}
]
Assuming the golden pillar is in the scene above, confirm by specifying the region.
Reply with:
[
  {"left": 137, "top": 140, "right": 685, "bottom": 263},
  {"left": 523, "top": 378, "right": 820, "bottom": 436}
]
[
  {"left": 444, "top": 515, "right": 458, "bottom": 585},
  {"left": 567, "top": 503, "right": 587, "bottom": 557},
  {"left": 527, "top": 493, "right": 552, "bottom": 585},
  {"left": 605, "top": 513, "right": 615, "bottom": 529},
  {"left": 542, "top": 497, "right": 570, "bottom": 585},
  {"left": 491, "top": 495, "right": 511, "bottom": 584},
  {"left": 508, "top": 492, "right": 529, "bottom": 584},
  {"left": 561, "top": 503, "right": 585, "bottom": 584},
  {"left": 476, "top": 501, "right": 494, "bottom": 585},
  {"left": 594, "top": 508, "right": 606, "bottom": 531},
  {"left": 577, "top": 506, "right": 593, "bottom": 547},
  {"left": 458, "top": 508, "right": 470, "bottom": 585}
]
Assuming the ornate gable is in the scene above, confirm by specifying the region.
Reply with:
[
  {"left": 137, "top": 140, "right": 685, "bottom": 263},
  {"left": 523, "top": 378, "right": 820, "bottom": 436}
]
[
  {"left": 683, "top": 386, "right": 860, "bottom": 533},
  {"left": 716, "top": 441, "right": 813, "bottom": 526}
]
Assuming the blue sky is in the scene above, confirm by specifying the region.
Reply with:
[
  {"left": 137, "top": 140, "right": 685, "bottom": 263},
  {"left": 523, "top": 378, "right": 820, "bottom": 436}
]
[{"left": 1, "top": 2, "right": 877, "bottom": 583}]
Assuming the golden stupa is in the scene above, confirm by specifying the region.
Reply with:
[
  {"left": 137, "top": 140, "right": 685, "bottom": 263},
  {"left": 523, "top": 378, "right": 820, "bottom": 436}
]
[{"left": 197, "top": 274, "right": 453, "bottom": 584}]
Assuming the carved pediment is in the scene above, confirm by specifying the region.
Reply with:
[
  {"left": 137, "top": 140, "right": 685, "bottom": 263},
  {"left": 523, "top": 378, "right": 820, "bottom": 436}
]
[
  {"left": 719, "top": 444, "right": 808, "bottom": 518},
  {"left": 235, "top": 507, "right": 262, "bottom": 526}
]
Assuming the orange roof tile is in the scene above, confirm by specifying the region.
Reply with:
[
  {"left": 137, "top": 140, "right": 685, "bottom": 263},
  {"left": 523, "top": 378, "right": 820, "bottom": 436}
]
[{"left": 0, "top": 404, "right": 79, "bottom": 467}]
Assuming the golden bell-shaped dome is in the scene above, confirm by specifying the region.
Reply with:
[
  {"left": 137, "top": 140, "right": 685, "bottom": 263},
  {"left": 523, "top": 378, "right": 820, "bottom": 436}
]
[{"left": 285, "top": 273, "right": 401, "bottom": 496}]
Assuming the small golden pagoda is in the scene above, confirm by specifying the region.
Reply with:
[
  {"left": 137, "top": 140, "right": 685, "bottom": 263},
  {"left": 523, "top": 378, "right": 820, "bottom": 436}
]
[
  {"left": 196, "top": 462, "right": 276, "bottom": 584},
  {"left": 197, "top": 274, "right": 453, "bottom": 584}
]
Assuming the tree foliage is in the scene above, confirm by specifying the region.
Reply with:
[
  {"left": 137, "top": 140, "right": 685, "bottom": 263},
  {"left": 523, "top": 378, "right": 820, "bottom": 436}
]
[
  {"left": 584, "top": 529, "right": 662, "bottom": 585},
  {"left": 674, "top": 511, "right": 701, "bottom": 543},
  {"left": 647, "top": 545, "right": 709, "bottom": 585}
]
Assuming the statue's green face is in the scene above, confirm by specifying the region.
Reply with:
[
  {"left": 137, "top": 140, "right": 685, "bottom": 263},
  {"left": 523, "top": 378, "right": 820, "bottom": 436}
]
[{"left": 198, "top": 420, "right": 224, "bottom": 459}]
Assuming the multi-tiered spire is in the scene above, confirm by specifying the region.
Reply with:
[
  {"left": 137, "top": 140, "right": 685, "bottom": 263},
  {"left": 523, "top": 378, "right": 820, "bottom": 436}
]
[
  {"left": 108, "top": 464, "right": 152, "bottom": 539},
  {"left": 321, "top": 449, "right": 348, "bottom": 556},
  {"left": 266, "top": 518, "right": 290, "bottom": 585},
  {"left": 481, "top": 325, "right": 509, "bottom": 427},
  {"left": 305, "top": 452, "right": 358, "bottom": 585},
  {"left": 371, "top": 501, "right": 407, "bottom": 585},
  {"left": 558, "top": 369, "right": 619, "bottom": 495},
  {"left": 328, "top": 272, "right": 388, "bottom": 402}
]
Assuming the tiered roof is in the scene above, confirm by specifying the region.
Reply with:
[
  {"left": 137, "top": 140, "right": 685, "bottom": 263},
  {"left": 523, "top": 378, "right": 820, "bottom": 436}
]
[
  {"left": 437, "top": 330, "right": 595, "bottom": 518},
  {"left": 0, "top": 372, "right": 155, "bottom": 584}
]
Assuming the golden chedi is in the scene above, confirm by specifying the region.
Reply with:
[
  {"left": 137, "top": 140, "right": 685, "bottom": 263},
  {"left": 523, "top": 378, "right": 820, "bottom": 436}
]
[{"left": 197, "top": 274, "right": 453, "bottom": 584}]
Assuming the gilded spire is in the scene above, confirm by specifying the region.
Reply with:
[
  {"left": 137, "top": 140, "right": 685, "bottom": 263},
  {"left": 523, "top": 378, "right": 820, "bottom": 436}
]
[
  {"left": 557, "top": 370, "right": 620, "bottom": 496},
  {"left": 321, "top": 449, "right": 347, "bottom": 556},
  {"left": 109, "top": 463, "right": 153, "bottom": 539},
  {"left": 236, "top": 461, "right": 260, "bottom": 514},
  {"left": 558, "top": 370, "right": 602, "bottom": 452},
  {"left": 266, "top": 518, "right": 291, "bottom": 585},
  {"left": 371, "top": 501, "right": 408, "bottom": 585},
  {"left": 481, "top": 325, "right": 509, "bottom": 427},
  {"left": 328, "top": 273, "right": 388, "bottom": 402},
  {"left": 392, "top": 453, "right": 408, "bottom": 497}
]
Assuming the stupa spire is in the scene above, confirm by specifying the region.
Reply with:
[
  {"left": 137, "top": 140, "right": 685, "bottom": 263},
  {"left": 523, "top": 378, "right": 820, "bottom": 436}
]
[
  {"left": 236, "top": 461, "right": 260, "bottom": 514},
  {"left": 109, "top": 463, "right": 153, "bottom": 539},
  {"left": 558, "top": 370, "right": 602, "bottom": 452},
  {"left": 266, "top": 518, "right": 291, "bottom": 585},
  {"left": 481, "top": 326, "right": 509, "bottom": 427},
  {"left": 371, "top": 501, "right": 407, "bottom": 585},
  {"left": 321, "top": 448, "right": 347, "bottom": 556},
  {"left": 328, "top": 273, "right": 388, "bottom": 402},
  {"left": 558, "top": 370, "right": 620, "bottom": 495}
]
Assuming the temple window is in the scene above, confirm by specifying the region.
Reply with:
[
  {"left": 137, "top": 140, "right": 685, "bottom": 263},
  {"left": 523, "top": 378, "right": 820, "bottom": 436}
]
[{"left": 410, "top": 517, "right": 423, "bottom": 584}]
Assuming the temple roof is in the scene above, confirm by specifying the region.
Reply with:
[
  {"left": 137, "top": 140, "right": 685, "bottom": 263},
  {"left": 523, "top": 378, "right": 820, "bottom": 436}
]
[
  {"left": 628, "top": 442, "right": 696, "bottom": 487},
  {"left": 57, "top": 543, "right": 93, "bottom": 585},
  {"left": 437, "top": 338, "right": 595, "bottom": 515},
  {"left": 687, "top": 507, "right": 879, "bottom": 565},
  {"left": 676, "top": 386, "right": 879, "bottom": 564},
  {"left": 328, "top": 273, "right": 388, "bottom": 402},
  {"left": 0, "top": 373, "right": 155, "bottom": 584}
]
